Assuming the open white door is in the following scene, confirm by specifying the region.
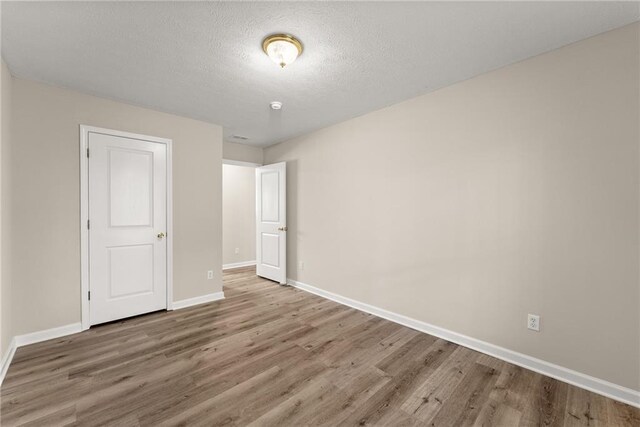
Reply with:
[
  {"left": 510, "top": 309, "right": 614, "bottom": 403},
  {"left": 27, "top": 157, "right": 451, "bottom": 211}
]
[{"left": 256, "top": 162, "right": 287, "bottom": 284}]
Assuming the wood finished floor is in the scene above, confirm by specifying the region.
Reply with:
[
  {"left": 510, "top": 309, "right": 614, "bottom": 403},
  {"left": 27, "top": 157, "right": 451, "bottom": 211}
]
[{"left": 2, "top": 267, "right": 639, "bottom": 426}]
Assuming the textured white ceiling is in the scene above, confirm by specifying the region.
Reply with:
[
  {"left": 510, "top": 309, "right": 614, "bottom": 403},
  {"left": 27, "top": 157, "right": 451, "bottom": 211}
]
[{"left": 2, "top": 2, "right": 639, "bottom": 146}]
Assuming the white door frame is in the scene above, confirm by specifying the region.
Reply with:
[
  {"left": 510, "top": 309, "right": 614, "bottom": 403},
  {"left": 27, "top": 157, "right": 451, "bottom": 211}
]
[
  {"left": 80, "top": 125, "right": 174, "bottom": 331},
  {"left": 222, "top": 159, "right": 262, "bottom": 168}
]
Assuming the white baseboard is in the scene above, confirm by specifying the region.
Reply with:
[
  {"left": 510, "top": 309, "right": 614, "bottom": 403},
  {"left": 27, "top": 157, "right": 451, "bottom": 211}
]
[
  {"left": 0, "top": 337, "right": 17, "bottom": 385},
  {"left": 288, "top": 278, "right": 640, "bottom": 408},
  {"left": 173, "top": 291, "right": 225, "bottom": 310},
  {"left": 0, "top": 322, "right": 82, "bottom": 386},
  {"left": 14, "top": 323, "right": 82, "bottom": 347},
  {"left": 223, "top": 260, "right": 256, "bottom": 270}
]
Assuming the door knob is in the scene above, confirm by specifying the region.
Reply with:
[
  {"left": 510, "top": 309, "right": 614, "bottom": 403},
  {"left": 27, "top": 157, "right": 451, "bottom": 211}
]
[
  {"left": 278, "top": 226, "right": 288, "bottom": 231},
  {"left": 157, "top": 232, "right": 165, "bottom": 239}
]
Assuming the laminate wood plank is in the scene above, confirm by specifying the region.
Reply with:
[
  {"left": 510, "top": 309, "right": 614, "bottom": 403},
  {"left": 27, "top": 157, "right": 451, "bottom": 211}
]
[
  {"left": 161, "top": 359, "right": 328, "bottom": 426},
  {"left": 1, "top": 266, "right": 638, "bottom": 426},
  {"left": 564, "top": 386, "right": 609, "bottom": 427},
  {"left": 245, "top": 373, "right": 346, "bottom": 427},
  {"left": 606, "top": 400, "right": 640, "bottom": 426},
  {"left": 519, "top": 375, "right": 570, "bottom": 426},
  {"left": 138, "top": 345, "right": 311, "bottom": 425},
  {"left": 375, "top": 333, "right": 444, "bottom": 375},
  {"left": 401, "top": 345, "right": 480, "bottom": 421},
  {"left": 3, "top": 349, "right": 120, "bottom": 391},
  {"left": 311, "top": 366, "right": 392, "bottom": 424},
  {"left": 443, "top": 363, "right": 500, "bottom": 426},
  {"left": 329, "top": 327, "right": 418, "bottom": 390},
  {"left": 338, "top": 338, "right": 458, "bottom": 425},
  {"left": 473, "top": 400, "right": 523, "bottom": 426},
  {"left": 19, "top": 405, "right": 77, "bottom": 427}
]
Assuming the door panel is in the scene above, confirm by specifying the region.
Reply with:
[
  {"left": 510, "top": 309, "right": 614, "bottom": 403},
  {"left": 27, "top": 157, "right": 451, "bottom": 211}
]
[
  {"left": 256, "top": 162, "right": 286, "bottom": 284},
  {"left": 108, "top": 244, "right": 154, "bottom": 299},
  {"left": 260, "top": 171, "right": 280, "bottom": 222},
  {"left": 260, "top": 233, "right": 280, "bottom": 267},
  {"left": 108, "top": 149, "right": 153, "bottom": 227},
  {"left": 89, "top": 131, "right": 167, "bottom": 325}
]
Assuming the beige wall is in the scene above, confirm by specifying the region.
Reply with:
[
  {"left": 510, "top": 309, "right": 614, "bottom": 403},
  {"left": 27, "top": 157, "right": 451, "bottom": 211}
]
[
  {"left": 223, "top": 164, "right": 256, "bottom": 266},
  {"left": 1, "top": 60, "right": 12, "bottom": 357},
  {"left": 265, "top": 23, "right": 640, "bottom": 390},
  {"left": 9, "top": 78, "right": 223, "bottom": 336},
  {"left": 223, "top": 141, "right": 263, "bottom": 165}
]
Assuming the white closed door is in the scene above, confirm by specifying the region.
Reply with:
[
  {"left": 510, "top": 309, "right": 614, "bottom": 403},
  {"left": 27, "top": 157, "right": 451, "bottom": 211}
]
[
  {"left": 256, "top": 162, "right": 287, "bottom": 284},
  {"left": 88, "top": 132, "right": 167, "bottom": 325}
]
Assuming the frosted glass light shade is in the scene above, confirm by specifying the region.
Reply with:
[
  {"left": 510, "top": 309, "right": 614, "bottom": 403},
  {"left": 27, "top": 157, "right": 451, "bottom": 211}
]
[{"left": 262, "top": 34, "right": 303, "bottom": 68}]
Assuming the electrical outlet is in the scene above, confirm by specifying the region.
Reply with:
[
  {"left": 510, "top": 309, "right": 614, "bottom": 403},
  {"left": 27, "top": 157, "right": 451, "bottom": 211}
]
[
  {"left": 528, "top": 314, "right": 540, "bottom": 332},
  {"left": 299, "top": 261, "right": 304, "bottom": 270},
  {"left": 207, "top": 270, "right": 214, "bottom": 280},
  {"left": 235, "top": 248, "right": 240, "bottom": 254}
]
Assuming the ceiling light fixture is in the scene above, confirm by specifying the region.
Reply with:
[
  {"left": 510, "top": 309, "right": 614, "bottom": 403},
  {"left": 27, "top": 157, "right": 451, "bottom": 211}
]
[
  {"left": 270, "top": 101, "right": 283, "bottom": 110},
  {"left": 262, "top": 34, "right": 303, "bottom": 68}
]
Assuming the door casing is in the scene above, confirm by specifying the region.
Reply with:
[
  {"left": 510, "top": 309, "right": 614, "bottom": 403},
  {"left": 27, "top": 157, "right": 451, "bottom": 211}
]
[{"left": 80, "top": 125, "right": 173, "bottom": 331}]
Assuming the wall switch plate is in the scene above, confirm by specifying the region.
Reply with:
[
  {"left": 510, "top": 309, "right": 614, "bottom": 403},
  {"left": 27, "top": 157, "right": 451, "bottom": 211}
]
[
  {"left": 235, "top": 248, "right": 240, "bottom": 254},
  {"left": 528, "top": 314, "right": 540, "bottom": 332},
  {"left": 207, "top": 270, "right": 214, "bottom": 280},
  {"left": 299, "top": 261, "right": 304, "bottom": 270}
]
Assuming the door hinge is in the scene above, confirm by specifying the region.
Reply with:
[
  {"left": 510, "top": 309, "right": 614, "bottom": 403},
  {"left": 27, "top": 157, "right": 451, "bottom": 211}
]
[
  {"left": 86, "top": 148, "right": 89, "bottom": 158},
  {"left": 87, "top": 219, "right": 90, "bottom": 229},
  {"left": 88, "top": 291, "right": 91, "bottom": 301}
]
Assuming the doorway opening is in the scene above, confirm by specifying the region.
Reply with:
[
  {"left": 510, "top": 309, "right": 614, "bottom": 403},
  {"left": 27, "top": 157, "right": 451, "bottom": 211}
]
[
  {"left": 223, "top": 159, "right": 287, "bottom": 284},
  {"left": 222, "top": 160, "right": 258, "bottom": 271}
]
